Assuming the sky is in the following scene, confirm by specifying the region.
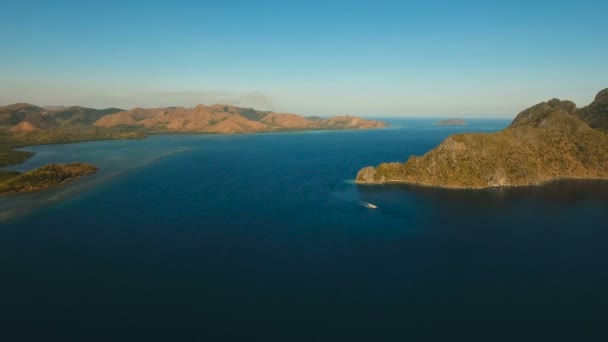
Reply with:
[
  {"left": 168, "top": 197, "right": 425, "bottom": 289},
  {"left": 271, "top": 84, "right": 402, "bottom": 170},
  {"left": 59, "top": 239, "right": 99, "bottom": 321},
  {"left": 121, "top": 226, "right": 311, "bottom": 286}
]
[{"left": 1, "top": 0, "right": 607, "bottom": 118}]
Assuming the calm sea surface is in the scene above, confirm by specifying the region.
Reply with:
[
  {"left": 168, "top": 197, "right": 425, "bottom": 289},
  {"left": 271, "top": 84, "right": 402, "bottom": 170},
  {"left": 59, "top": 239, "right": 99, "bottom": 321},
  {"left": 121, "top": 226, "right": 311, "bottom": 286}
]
[{"left": 2, "top": 118, "right": 608, "bottom": 341}]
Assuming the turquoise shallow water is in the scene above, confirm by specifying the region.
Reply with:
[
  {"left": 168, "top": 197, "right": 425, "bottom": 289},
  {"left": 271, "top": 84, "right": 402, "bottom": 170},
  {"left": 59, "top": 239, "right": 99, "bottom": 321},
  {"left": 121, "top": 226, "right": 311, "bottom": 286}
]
[{"left": 2, "top": 118, "right": 608, "bottom": 341}]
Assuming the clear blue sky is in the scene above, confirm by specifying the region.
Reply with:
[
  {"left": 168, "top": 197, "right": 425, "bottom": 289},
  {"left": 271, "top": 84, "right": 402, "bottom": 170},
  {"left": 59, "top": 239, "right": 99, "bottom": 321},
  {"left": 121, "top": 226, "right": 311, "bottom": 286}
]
[{"left": 1, "top": 0, "right": 607, "bottom": 117}]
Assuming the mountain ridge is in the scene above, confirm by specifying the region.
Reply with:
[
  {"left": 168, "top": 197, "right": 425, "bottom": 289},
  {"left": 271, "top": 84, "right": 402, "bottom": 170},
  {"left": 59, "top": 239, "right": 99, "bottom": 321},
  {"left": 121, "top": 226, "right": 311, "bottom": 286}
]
[
  {"left": 92, "top": 105, "right": 385, "bottom": 133},
  {"left": 0, "top": 102, "right": 386, "bottom": 134}
]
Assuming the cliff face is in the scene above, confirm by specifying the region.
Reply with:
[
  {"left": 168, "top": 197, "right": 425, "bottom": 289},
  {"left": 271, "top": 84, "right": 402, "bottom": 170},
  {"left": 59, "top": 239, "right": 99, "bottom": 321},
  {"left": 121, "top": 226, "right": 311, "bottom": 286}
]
[
  {"left": 93, "top": 105, "right": 386, "bottom": 133},
  {"left": 356, "top": 89, "right": 608, "bottom": 188}
]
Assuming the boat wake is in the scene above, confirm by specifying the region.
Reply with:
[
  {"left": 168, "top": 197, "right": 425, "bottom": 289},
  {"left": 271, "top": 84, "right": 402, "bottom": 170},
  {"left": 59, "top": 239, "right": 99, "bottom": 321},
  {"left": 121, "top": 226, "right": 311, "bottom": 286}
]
[{"left": 332, "top": 192, "right": 378, "bottom": 209}]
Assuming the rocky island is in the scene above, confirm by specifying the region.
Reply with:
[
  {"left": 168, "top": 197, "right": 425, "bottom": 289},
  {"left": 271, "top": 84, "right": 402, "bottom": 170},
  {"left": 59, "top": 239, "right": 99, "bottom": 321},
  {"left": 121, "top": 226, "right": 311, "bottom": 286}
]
[
  {"left": 356, "top": 88, "right": 608, "bottom": 188},
  {"left": 0, "top": 163, "right": 98, "bottom": 195},
  {"left": 435, "top": 119, "right": 466, "bottom": 126}
]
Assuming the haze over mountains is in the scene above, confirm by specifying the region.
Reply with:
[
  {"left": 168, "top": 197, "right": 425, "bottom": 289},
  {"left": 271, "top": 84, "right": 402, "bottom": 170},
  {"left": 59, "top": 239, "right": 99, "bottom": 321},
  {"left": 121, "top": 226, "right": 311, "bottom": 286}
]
[
  {"left": 1, "top": 103, "right": 385, "bottom": 134},
  {"left": 357, "top": 88, "right": 608, "bottom": 188}
]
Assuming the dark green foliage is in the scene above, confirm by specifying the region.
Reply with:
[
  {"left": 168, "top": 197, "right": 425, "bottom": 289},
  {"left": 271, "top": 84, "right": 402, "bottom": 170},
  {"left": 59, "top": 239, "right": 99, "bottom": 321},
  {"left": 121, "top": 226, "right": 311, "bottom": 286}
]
[
  {"left": 0, "top": 148, "right": 34, "bottom": 167},
  {"left": 357, "top": 93, "right": 608, "bottom": 188},
  {"left": 0, "top": 126, "right": 146, "bottom": 168},
  {"left": 306, "top": 116, "right": 324, "bottom": 122},
  {"left": 0, "top": 163, "right": 98, "bottom": 194},
  {"left": 6, "top": 126, "right": 146, "bottom": 147},
  {"left": 0, "top": 103, "right": 45, "bottom": 125},
  {"left": 577, "top": 88, "right": 608, "bottom": 131},
  {"left": 237, "top": 108, "right": 271, "bottom": 121},
  {"left": 49, "top": 107, "right": 124, "bottom": 126},
  {"left": 0, "top": 170, "right": 20, "bottom": 182}
]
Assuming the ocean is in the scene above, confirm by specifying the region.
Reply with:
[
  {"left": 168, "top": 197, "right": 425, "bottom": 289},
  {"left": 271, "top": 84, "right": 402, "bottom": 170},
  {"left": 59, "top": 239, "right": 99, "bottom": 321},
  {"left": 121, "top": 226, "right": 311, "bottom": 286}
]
[{"left": 2, "top": 118, "right": 608, "bottom": 341}]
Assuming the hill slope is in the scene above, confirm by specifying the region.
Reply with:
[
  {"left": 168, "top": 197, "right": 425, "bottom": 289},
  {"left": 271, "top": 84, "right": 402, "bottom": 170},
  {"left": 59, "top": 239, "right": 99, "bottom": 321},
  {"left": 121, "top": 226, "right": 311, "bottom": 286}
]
[
  {"left": 48, "top": 106, "right": 124, "bottom": 126},
  {"left": 94, "top": 105, "right": 385, "bottom": 133},
  {"left": 0, "top": 103, "right": 125, "bottom": 130},
  {"left": 356, "top": 89, "right": 608, "bottom": 188}
]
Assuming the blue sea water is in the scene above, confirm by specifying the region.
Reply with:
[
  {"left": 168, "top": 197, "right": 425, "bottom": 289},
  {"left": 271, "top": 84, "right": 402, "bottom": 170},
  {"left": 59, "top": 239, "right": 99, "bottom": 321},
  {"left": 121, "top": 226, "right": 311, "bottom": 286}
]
[{"left": 2, "top": 118, "right": 608, "bottom": 341}]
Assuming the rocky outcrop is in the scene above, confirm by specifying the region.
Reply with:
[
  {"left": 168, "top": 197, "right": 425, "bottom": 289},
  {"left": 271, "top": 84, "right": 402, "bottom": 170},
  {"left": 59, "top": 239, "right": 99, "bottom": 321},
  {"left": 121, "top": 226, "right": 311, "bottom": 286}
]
[
  {"left": 356, "top": 89, "right": 608, "bottom": 188},
  {"left": 577, "top": 88, "right": 608, "bottom": 131}
]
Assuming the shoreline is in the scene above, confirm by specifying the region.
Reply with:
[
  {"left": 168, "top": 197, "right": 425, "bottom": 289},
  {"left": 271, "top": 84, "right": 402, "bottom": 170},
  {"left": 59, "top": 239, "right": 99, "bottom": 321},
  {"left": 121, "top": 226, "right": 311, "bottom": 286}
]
[
  {"left": 2, "top": 125, "right": 388, "bottom": 170},
  {"left": 355, "top": 175, "right": 608, "bottom": 190},
  {"left": 0, "top": 169, "right": 98, "bottom": 196}
]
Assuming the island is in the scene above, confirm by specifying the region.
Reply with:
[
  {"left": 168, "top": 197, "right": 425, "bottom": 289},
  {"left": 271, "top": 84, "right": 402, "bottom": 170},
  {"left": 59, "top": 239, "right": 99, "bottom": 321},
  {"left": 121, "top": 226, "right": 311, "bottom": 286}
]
[
  {"left": 356, "top": 88, "right": 608, "bottom": 188},
  {"left": 0, "top": 163, "right": 98, "bottom": 195},
  {"left": 435, "top": 119, "right": 466, "bottom": 126},
  {"left": 1, "top": 103, "right": 386, "bottom": 193}
]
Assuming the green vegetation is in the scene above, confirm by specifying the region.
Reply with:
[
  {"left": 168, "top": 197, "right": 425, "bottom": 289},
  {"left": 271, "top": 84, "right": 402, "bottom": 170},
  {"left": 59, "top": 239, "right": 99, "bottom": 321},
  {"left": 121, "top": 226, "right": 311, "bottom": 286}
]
[
  {"left": 357, "top": 90, "right": 608, "bottom": 188},
  {"left": 237, "top": 108, "right": 271, "bottom": 121},
  {"left": 0, "top": 170, "right": 20, "bottom": 182},
  {"left": 0, "top": 123, "right": 120, "bottom": 193},
  {"left": 0, "top": 126, "right": 146, "bottom": 167},
  {"left": 3, "top": 126, "right": 146, "bottom": 147},
  {"left": 0, "top": 147, "right": 33, "bottom": 167},
  {"left": 48, "top": 107, "right": 124, "bottom": 126},
  {"left": 0, "top": 163, "right": 98, "bottom": 195},
  {"left": 577, "top": 88, "right": 608, "bottom": 131},
  {"left": 0, "top": 103, "right": 45, "bottom": 125}
]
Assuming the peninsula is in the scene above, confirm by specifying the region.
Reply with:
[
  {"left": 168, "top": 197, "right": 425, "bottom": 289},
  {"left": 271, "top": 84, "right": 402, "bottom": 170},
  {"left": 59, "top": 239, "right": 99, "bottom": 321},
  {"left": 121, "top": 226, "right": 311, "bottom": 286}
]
[
  {"left": 1, "top": 103, "right": 385, "bottom": 193},
  {"left": 356, "top": 88, "right": 608, "bottom": 188},
  {"left": 0, "top": 163, "right": 98, "bottom": 195}
]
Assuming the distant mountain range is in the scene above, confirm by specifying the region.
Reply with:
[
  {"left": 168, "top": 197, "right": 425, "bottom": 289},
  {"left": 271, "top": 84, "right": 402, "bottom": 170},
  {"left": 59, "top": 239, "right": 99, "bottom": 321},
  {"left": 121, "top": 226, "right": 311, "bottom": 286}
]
[
  {"left": 0, "top": 103, "right": 386, "bottom": 134},
  {"left": 0, "top": 104, "right": 125, "bottom": 132},
  {"left": 356, "top": 88, "right": 608, "bottom": 188}
]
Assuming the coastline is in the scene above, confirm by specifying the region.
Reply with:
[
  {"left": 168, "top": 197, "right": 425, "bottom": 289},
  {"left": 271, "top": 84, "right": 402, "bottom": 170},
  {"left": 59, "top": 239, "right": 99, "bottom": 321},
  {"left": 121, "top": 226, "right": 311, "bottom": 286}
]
[
  {"left": 0, "top": 125, "right": 388, "bottom": 197},
  {"left": 2, "top": 125, "right": 388, "bottom": 170},
  {"left": 0, "top": 169, "right": 98, "bottom": 196},
  {"left": 355, "top": 175, "right": 608, "bottom": 190},
  {"left": 0, "top": 163, "right": 99, "bottom": 196}
]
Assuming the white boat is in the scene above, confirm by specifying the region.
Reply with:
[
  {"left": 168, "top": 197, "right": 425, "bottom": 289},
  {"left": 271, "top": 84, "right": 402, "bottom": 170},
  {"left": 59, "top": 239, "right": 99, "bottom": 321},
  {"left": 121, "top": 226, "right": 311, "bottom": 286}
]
[{"left": 364, "top": 203, "right": 378, "bottom": 209}]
